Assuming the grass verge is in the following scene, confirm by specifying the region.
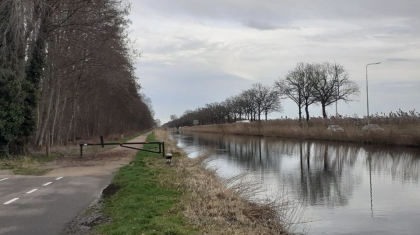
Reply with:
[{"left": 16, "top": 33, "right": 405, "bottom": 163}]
[
  {"left": 96, "top": 130, "right": 291, "bottom": 235},
  {"left": 96, "top": 132, "right": 197, "bottom": 235}
]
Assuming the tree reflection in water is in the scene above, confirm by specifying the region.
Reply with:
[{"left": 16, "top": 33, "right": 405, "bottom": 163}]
[
  {"left": 174, "top": 131, "right": 420, "bottom": 234},
  {"left": 174, "top": 131, "right": 420, "bottom": 209}
]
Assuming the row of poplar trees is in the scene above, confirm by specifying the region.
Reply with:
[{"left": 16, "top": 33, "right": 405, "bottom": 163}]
[{"left": 0, "top": 0, "right": 154, "bottom": 156}]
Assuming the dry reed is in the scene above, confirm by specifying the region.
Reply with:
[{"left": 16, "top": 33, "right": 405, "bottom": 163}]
[
  {"left": 154, "top": 129, "right": 299, "bottom": 235},
  {"left": 180, "top": 115, "right": 420, "bottom": 147}
]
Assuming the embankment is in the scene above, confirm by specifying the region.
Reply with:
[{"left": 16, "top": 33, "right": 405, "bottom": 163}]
[
  {"left": 94, "top": 130, "right": 291, "bottom": 235},
  {"left": 181, "top": 119, "right": 420, "bottom": 147}
]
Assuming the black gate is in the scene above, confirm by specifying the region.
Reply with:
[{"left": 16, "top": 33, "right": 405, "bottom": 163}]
[{"left": 79, "top": 136, "right": 164, "bottom": 158}]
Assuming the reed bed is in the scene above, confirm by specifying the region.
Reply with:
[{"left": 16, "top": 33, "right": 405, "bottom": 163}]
[{"left": 181, "top": 115, "right": 420, "bottom": 147}]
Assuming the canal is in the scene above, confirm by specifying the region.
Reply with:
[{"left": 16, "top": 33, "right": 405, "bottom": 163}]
[{"left": 171, "top": 131, "right": 420, "bottom": 235}]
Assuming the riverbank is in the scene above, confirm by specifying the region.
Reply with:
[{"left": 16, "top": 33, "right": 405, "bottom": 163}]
[
  {"left": 181, "top": 119, "right": 420, "bottom": 147},
  {"left": 94, "top": 130, "right": 290, "bottom": 235}
]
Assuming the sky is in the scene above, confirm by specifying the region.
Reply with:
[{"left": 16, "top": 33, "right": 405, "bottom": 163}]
[{"left": 128, "top": 0, "right": 420, "bottom": 124}]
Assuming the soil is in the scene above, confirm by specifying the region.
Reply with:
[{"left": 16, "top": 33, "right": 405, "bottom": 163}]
[
  {"left": 102, "top": 183, "right": 121, "bottom": 199},
  {"left": 61, "top": 183, "right": 125, "bottom": 235},
  {"left": 42, "top": 133, "right": 149, "bottom": 178},
  {"left": 61, "top": 200, "right": 109, "bottom": 235}
]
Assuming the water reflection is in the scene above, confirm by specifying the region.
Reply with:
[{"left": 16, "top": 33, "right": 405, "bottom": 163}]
[{"left": 173, "top": 131, "right": 420, "bottom": 235}]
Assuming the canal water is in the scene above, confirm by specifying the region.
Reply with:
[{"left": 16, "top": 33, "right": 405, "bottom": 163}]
[{"left": 171, "top": 131, "right": 420, "bottom": 235}]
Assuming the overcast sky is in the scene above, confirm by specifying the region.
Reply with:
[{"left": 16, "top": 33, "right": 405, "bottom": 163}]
[{"left": 128, "top": 0, "right": 420, "bottom": 124}]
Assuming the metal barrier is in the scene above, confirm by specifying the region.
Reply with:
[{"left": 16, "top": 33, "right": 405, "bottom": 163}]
[{"left": 79, "top": 136, "right": 164, "bottom": 158}]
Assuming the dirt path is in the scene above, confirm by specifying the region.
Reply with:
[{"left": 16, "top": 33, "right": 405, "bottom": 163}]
[{"left": 41, "top": 132, "right": 150, "bottom": 177}]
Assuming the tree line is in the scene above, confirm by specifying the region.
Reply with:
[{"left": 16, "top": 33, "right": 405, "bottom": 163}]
[
  {"left": 166, "top": 83, "right": 281, "bottom": 128},
  {"left": 165, "top": 62, "right": 359, "bottom": 128},
  {"left": 0, "top": 0, "right": 154, "bottom": 156}
]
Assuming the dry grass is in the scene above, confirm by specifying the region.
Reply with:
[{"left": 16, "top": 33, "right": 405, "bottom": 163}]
[
  {"left": 154, "top": 129, "right": 296, "bottom": 235},
  {"left": 181, "top": 116, "right": 420, "bottom": 147},
  {"left": 0, "top": 155, "right": 53, "bottom": 175},
  {"left": 27, "top": 131, "right": 148, "bottom": 158},
  {"left": 0, "top": 132, "right": 148, "bottom": 176}
]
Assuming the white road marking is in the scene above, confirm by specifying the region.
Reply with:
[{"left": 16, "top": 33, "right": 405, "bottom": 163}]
[
  {"left": 56, "top": 177, "right": 63, "bottom": 180},
  {"left": 4, "top": 198, "right": 19, "bottom": 205},
  {"left": 43, "top": 182, "right": 52, "bottom": 186},
  {"left": 0, "top": 178, "right": 8, "bottom": 182},
  {"left": 26, "top": 189, "right": 38, "bottom": 194}
]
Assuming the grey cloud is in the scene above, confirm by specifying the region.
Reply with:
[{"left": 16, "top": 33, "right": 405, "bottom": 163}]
[
  {"left": 244, "top": 20, "right": 300, "bottom": 31},
  {"left": 131, "top": 0, "right": 420, "bottom": 122},
  {"left": 386, "top": 58, "right": 418, "bottom": 62},
  {"left": 136, "top": 0, "right": 420, "bottom": 24},
  {"left": 374, "top": 80, "right": 420, "bottom": 96},
  {"left": 306, "top": 22, "right": 420, "bottom": 44},
  {"left": 148, "top": 38, "right": 208, "bottom": 54}
]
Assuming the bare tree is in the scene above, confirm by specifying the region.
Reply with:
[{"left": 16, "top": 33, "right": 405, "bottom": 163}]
[
  {"left": 331, "top": 64, "right": 360, "bottom": 115},
  {"left": 262, "top": 87, "right": 282, "bottom": 120},
  {"left": 154, "top": 119, "right": 162, "bottom": 127},
  {"left": 141, "top": 93, "right": 155, "bottom": 118},
  {"left": 252, "top": 83, "right": 269, "bottom": 121},
  {"left": 170, "top": 114, "right": 178, "bottom": 121},
  {"left": 232, "top": 95, "right": 246, "bottom": 121},
  {"left": 312, "top": 62, "right": 359, "bottom": 118},
  {"left": 1, "top": 0, "right": 155, "bottom": 155},
  {"left": 223, "top": 98, "right": 236, "bottom": 123},
  {"left": 275, "top": 67, "right": 305, "bottom": 123},
  {"left": 164, "top": 83, "right": 283, "bottom": 127},
  {"left": 299, "top": 63, "right": 318, "bottom": 123},
  {"left": 0, "top": 0, "right": 25, "bottom": 74},
  {"left": 241, "top": 89, "right": 259, "bottom": 121}
]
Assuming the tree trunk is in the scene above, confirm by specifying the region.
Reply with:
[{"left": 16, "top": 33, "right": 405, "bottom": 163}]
[
  {"left": 25, "top": 1, "right": 53, "bottom": 146},
  {"left": 322, "top": 102, "right": 327, "bottom": 119},
  {"left": 35, "top": 78, "right": 48, "bottom": 144},
  {"left": 67, "top": 79, "right": 80, "bottom": 142},
  {"left": 298, "top": 106, "right": 302, "bottom": 123},
  {"left": 56, "top": 91, "right": 68, "bottom": 145},
  {"left": 305, "top": 104, "right": 310, "bottom": 123},
  {"left": 50, "top": 84, "right": 61, "bottom": 147},
  {"left": 37, "top": 88, "right": 55, "bottom": 147}
]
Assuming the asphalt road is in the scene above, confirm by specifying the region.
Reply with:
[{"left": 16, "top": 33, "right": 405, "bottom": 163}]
[{"left": 0, "top": 174, "right": 113, "bottom": 235}]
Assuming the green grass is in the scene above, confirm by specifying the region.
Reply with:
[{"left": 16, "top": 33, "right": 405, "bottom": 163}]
[{"left": 96, "top": 132, "right": 196, "bottom": 235}]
